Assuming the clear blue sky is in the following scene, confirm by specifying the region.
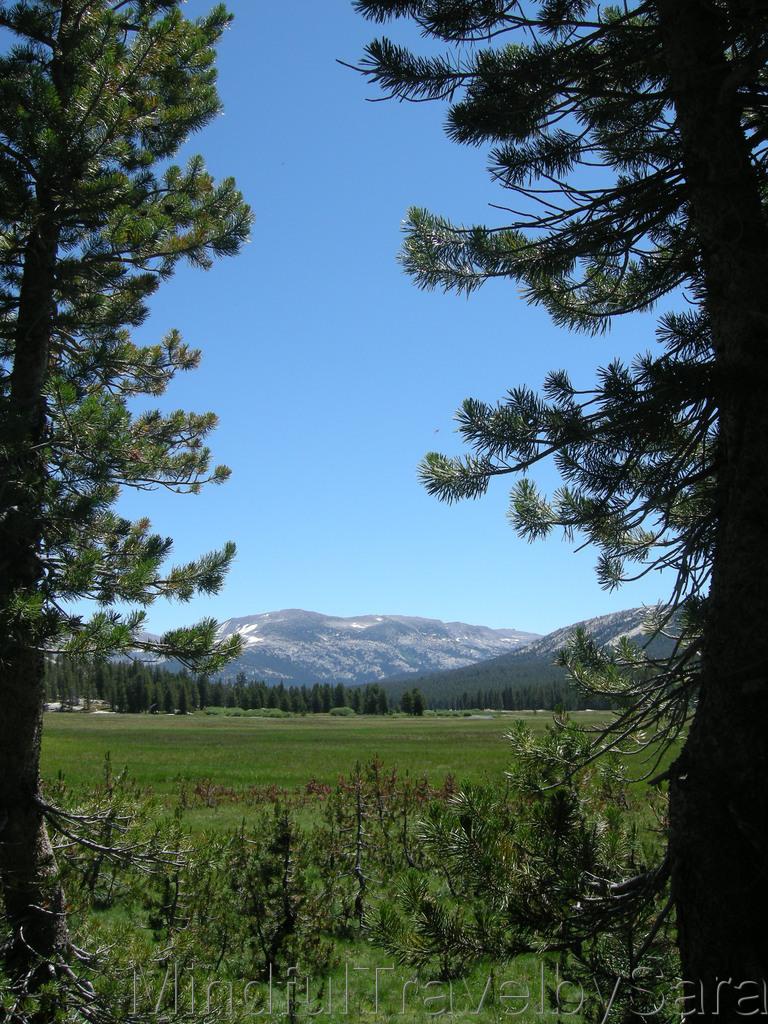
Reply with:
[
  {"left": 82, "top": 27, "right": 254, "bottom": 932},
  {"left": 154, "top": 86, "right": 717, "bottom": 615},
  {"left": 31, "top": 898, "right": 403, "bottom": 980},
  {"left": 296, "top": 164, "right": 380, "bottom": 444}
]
[{"left": 121, "top": 0, "right": 673, "bottom": 636}]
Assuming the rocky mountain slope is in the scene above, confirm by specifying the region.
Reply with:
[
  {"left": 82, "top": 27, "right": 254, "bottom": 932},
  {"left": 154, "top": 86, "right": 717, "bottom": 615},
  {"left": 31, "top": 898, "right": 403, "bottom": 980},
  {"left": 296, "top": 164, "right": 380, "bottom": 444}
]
[
  {"left": 376, "top": 606, "right": 675, "bottom": 703},
  {"left": 212, "top": 609, "right": 539, "bottom": 685}
]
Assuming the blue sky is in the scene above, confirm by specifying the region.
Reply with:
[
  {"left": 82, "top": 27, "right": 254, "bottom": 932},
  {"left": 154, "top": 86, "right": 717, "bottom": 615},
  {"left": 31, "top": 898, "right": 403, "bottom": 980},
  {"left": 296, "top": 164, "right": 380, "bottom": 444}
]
[{"left": 123, "top": 0, "right": 673, "bottom": 636}]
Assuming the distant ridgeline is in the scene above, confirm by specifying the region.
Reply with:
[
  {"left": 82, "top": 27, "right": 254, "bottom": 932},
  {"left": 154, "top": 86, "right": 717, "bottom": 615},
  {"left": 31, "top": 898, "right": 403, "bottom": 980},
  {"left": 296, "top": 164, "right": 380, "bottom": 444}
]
[{"left": 43, "top": 658, "right": 613, "bottom": 714}]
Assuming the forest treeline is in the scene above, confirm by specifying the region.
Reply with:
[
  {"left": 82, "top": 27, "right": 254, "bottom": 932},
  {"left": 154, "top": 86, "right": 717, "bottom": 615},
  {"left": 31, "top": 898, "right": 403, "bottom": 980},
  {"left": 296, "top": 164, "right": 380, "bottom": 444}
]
[
  {"left": 446, "top": 683, "right": 614, "bottom": 712},
  {"left": 43, "top": 660, "right": 427, "bottom": 715},
  {"left": 44, "top": 659, "right": 615, "bottom": 715}
]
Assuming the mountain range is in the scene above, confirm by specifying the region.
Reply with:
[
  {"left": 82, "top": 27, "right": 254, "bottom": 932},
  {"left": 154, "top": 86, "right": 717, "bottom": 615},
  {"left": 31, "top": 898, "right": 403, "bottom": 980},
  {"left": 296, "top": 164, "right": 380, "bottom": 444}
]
[
  {"left": 212, "top": 609, "right": 539, "bottom": 685},
  {"left": 197, "top": 606, "right": 671, "bottom": 697},
  {"left": 379, "top": 606, "right": 676, "bottom": 704}
]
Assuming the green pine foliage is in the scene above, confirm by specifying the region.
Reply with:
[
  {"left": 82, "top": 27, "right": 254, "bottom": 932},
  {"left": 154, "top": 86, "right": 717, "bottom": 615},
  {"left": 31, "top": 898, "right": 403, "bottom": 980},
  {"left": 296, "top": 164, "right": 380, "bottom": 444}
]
[
  {"left": 399, "top": 687, "right": 426, "bottom": 715},
  {"left": 43, "top": 660, "right": 399, "bottom": 715},
  {"left": 45, "top": 657, "right": 617, "bottom": 715},
  {"left": 368, "top": 720, "right": 675, "bottom": 1012},
  {"left": 388, "top": 663, "right": 617, "bottom": 710},
  {"left": 0, "top": 1, "right": 252, "bottom": 990},
  {"left": 18, "top": 745, "right": 672, "bottom": 1023},
  {"left": 350, "top": 0, "right": 768, "bottom": 999},
  {"left": 0, "top": 0, "right": 253, "bottom": 671},
  {"left": 350, "top": 0, "right": 725, "bottom": 743}
]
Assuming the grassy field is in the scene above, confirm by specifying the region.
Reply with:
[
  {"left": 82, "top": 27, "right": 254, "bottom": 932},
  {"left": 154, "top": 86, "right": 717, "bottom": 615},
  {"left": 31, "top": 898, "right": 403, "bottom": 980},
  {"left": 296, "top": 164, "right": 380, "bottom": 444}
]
[
  {"left": 40, "top": 709, "right": 661, "bottom": 1021},
  {"left": 41, "top": 710, "right": 609, "bottom": 791}
]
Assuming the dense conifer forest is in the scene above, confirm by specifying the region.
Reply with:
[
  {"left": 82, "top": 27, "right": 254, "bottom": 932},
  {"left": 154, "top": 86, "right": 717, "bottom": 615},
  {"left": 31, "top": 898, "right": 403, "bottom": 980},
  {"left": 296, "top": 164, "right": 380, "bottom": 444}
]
[
  {"left": 44, "top": 659, "right": 615, "bottom": 715},
  {"left": 43, "top": 661, "right": 425, "bottom": 715}
]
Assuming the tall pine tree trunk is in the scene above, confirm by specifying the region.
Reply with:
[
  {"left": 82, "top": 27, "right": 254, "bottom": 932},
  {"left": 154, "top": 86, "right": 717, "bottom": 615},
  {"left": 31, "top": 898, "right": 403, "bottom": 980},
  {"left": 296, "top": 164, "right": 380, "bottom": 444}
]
[
  {"left": 0, "top": 213, "right": 71, "bottom": 976},
  {"left": 658, "top": 1, "right": 768, "bottom": 1013}
]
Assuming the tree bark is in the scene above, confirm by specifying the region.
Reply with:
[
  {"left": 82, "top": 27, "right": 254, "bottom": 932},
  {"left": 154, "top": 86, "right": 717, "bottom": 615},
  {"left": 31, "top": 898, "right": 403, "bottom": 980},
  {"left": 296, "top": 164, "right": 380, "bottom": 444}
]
[
  {"left": 0, "top": 212, "right": 71, "bottom": 978},
  {"left": 657, "top": 1, "right": 768, "bottom": 1016}
]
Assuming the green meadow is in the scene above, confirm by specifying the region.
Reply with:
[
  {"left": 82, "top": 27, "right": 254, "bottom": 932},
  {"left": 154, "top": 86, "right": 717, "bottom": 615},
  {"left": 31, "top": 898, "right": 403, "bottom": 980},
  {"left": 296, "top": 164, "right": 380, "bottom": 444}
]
[
  {"left": 42, "top": 710, "right": 609, "bottom": 794},
  {"left": 37, "top": 709, "right": 667, "bottom": 1022}
]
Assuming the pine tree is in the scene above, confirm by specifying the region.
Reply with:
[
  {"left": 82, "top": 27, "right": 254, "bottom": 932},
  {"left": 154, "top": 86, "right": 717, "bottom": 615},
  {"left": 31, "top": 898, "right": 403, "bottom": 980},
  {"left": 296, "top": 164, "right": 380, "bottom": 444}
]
[
  {"left": 354, "top": 0, "right": 768, "bottom": 1007},
  {"left": 362, "top": 684, "right": 378, "bottom": 715},
  {"left": 176, "top": 683, "right": 189, "bottom": 716},
  {"left": 162, "top": 683, "right": 175, "bottom": 716},
  {"left": 333, "top": 682, "right": 347, "bottom": 708},
  {"left": 197, "top": 674, "right": 210, "bottom": 709},
  {"left": 321, "top": 683, "right": 333, "bottom": 712},
  {"left": 0, "top": 0, "right": 250, "bottom": 988}
]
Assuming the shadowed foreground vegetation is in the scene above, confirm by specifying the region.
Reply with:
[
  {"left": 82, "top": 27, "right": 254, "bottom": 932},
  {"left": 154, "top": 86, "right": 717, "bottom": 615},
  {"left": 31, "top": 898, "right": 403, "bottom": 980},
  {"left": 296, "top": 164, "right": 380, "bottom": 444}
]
[{"left": 21, "top": 712, "right": 676, "bottom": 1023}]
